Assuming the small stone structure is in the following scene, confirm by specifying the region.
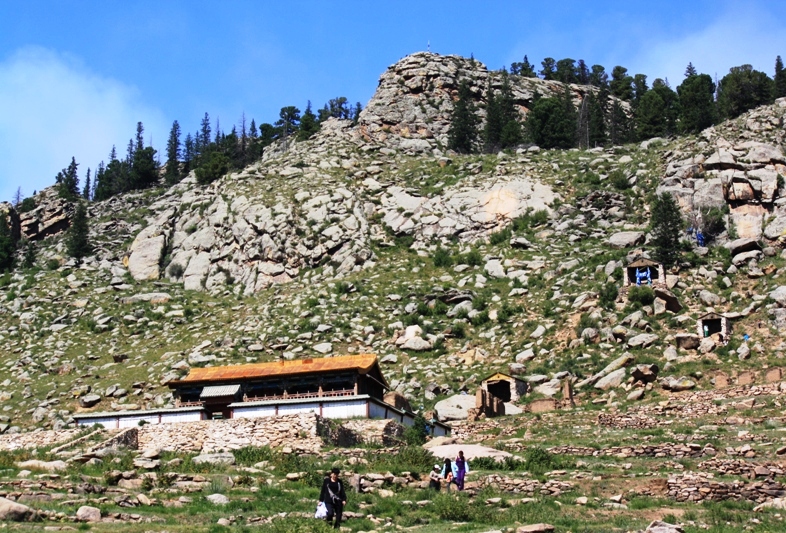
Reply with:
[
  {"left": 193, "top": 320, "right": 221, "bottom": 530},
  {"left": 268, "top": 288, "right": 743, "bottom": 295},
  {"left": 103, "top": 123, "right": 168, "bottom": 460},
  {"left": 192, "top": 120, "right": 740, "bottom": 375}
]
[
  {"left": 481, "top": 372, "right": 528, "bottom": 403},
  {"left": 625, "top": 256, "right": 666, "bottom": 288},
  {"left": 467, "top": 388, "right": 505, "bottom": 421},
  {"left": 697, "top": 312, "right": 731, "bottom": 345}
]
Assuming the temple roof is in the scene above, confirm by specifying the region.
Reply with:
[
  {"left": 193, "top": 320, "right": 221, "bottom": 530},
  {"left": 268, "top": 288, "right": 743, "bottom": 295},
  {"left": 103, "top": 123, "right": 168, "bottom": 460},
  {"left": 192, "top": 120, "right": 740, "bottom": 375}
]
[
  {"left": 169, "top": 354, "right": 384, "bottom": 386},
  {"left": 628, "top": 257, "right": 661, "bottom": 268}
]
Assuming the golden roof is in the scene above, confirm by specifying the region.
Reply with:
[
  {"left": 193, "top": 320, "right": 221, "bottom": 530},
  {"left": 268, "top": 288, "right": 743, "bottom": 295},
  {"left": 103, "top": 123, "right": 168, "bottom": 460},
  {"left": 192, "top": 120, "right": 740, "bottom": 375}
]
[{"left": 171, "top": 354, "right": 380, "bottom": 385}]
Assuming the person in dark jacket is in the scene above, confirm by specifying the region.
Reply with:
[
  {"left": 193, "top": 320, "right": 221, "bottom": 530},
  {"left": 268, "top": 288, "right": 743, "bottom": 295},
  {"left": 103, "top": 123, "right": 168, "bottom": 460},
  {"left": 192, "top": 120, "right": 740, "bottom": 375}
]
[{"left": 319, "top": 467, "right": 347, "bottom": 529}]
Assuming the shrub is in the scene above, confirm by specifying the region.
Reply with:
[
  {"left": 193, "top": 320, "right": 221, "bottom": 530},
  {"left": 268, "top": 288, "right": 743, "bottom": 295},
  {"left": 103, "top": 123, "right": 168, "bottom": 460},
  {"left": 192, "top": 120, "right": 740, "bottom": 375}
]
[
  {"left": 18, "top": 197, "right": 36, "bottom": 213},
  {"left": 432, "top": 247, "right": 453, "bottom": 268},
  {"left": 402, "top": 415, "right": 428, "bottom": 445},
  {"left": 628, "top": 286, "right": 655, "bottom": 307},
  {"left": 234, "top": 446, "right": 274, "bottom": 466},
  {"left": 376, "top": 446, "right": 435, "bottom": 476},
  {"left": 524, "top": 446, "right": 574, "bottom": 476},
  {"left": 702, "top": 206, "right": 727, "bottom": 241},
  {"left": 461, "top": 249, "right": 483, "bottom": 266},
  {"left": 609, "top": 170, "right": 632, "bottom": 190},
  {"left": 449, "top": 322, "right": 467, "bottom": 338},
  {"left": 46, "top": 258, "right": 60, "bottom": 271},
  {"left": 574, "top": 313, "right": 598, "bottom": 336},
  {"left": 470, "top": 310, "right": 490, "bottom": 326},
  {"left": 168, "top": 262, "right": 185, "bottom": 279},
  {"left": 489, "top": 227, "right": 512, "bottom": 245},
  {"left": 195, "top": 152, "right": 231, "bottom": 185},
  {"left": 599, "top": 282, "right": 619, "bottom": 309}
]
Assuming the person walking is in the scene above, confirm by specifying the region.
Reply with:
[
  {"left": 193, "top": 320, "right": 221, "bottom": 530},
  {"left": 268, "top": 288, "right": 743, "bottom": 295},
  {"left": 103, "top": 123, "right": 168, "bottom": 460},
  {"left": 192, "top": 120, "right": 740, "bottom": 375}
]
[
  {"left": 454, "top": 450, "right": 470, "bottom": 491},
  {"left": 429, "top": 464, "right": 441, "bottom": 491},
  {"left": 319, "top": 467, "right": 347, "bottom": 529},
  {"left": 440, "top": 457, "right": 454, "bottom": 492}
]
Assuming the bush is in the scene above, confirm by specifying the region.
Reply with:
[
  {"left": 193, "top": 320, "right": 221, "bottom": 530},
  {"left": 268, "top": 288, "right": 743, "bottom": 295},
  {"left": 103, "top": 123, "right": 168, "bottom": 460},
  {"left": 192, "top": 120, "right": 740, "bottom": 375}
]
[
  {"left": 628, "top": 286, "right": 655, "bottom": 307},
  {"left": 574, "top": 313, "right": 598, "bottom": 336},
  {"left": 46, "top": 258, "right": 60, "bottom": 270},
  {"left": 234, "top": 446, "right": 274, "bottom": 466},
  {"left": 376, "top": 446, "right": 435, "bottom": 476},
  {"left": 489, "top": 227, "right": 512, "bottom": 245},
  {"left": 433, "top": 247, "right": 453, "bottom": 268},
  {"left": 460, "top": 249, "right": 483, "bottom": 266},
  {"left": 195, "top": 152, "right": 231, "bottom": 185},
  {"left": 402, "top": 414, "right": 428, "bottom": 445},
  {"left": 609, "top": 170, "right": 632, "bottom": 190},
  {"left": 168, "top": 262, "right": 185, "bottom": 279},
  {"left": 18, "top": 197, "right": 36, "bottom": 213},
  {"left": 702, "top": 206, "right": 727, "bottom": 241},
  {"left": 599, "top": 282, "right": 619, "bottom": 309},
  {"left": 524, "top": 446, "right": 574, "bottom": 476}
]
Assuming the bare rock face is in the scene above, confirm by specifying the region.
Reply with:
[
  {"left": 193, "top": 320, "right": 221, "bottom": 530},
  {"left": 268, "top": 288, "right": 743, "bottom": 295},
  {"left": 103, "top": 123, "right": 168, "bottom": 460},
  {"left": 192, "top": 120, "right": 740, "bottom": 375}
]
[
  {"left": 658, "top": 101, "right": 786, "bottom": 242},
  {"left": 357, "top": 52, "right": 614, "bottom": 150},
  {"left": 17, "top": 187, "right": 73, "bottom": 241}
]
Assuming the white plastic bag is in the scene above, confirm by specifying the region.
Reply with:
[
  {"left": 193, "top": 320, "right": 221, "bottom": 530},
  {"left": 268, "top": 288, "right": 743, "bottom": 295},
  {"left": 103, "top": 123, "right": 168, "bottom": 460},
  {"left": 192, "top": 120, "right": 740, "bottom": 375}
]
[{"left": 315, "top": 501, "right": 328, "bottom": 519}]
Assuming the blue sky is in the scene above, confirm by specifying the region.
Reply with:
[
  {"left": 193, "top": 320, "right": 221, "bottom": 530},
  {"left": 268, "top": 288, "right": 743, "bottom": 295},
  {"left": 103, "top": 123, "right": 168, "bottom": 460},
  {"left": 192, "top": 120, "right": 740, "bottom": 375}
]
[{"left": 1, "top": 0, "right": 785, "bottom": 203}]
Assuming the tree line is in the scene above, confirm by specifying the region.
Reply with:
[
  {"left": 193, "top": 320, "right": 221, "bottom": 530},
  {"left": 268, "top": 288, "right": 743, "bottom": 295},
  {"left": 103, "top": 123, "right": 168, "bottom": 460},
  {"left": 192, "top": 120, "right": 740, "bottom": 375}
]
[
  {"left": 449, "top": 55, "right": 786, "bottom": 153},
  {"left": 0, "top": 96, "right": 361, "bottom": 272}
]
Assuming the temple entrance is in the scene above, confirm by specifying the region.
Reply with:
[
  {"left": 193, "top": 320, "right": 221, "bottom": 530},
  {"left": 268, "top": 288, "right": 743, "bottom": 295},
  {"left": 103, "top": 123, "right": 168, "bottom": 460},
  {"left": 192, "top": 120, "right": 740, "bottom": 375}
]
[{"left": 486, "top": 380, "right": 511, "bottom": 402}]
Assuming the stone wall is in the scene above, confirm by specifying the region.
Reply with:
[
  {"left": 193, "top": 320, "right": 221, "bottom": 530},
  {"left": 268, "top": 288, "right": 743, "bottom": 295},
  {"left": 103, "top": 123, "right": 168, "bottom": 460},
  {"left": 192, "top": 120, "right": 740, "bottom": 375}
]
[
  {"left": 319, "top": 418, "right": 403, "bottom": 447},
  {"left": 668, "top": 472, "right": 786, "bottom": 503},
  {"left": 545, "top": 443, "right": 715, "bottom": 459},
  {"left": 137, "top": 413, "right": 323, "bottom": 453},
  {"left": 0, "top": 428, "right": 83, "bottom": 452}
]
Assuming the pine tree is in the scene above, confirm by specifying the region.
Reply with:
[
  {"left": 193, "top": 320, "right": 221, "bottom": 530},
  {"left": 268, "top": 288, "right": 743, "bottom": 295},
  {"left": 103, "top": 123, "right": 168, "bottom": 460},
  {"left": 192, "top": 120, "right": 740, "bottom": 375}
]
[
  {"left": 297, "top": 101, "right": 320, "bottom": 141},
  {"left": 165, "top": 120, "right": 182, "bottom": 184},
  {"left": 22, "top": 239, "right": 36, "bottom": 269},
  {"left": 588, "top": 87, "right": 608, "bottom": 147},
  {"left": 510, "top": 55, "right": 536, "bottom": 77},
  {"left": 540, "top": 58, "right": 556, "bottom": 80},
  {"left": 609, "top": 100, "right": 632, "bottom": 145},
  {"left": 652, "top": 80, "right": 680, "bottom": 135},
  {"left": 684, "top": 62, "right": 698, "bottom": 78},
  {"left": 590, "top": 65, "right": 608, "bottom": 88},
  {"left": 483, "top": 81, "right": 502, "bottom": 151},
  {"left": 200, "top": 113, "right": 212, "bottom": 149},
  {"left": 277, "top": 106, "right": 301, "bottom": 149},
  {"left": 651, "top": 193, "right": 684, "bottom": 267},
  {"left": 677, "top": 73, "right": 716, "bottom": 133},
  {"left": 526, "top": 85, "right": 577, "bottom": 149},
  {"left": 632, "top": 74, "right": 648, "bottom": 108},
  {"left": 610, "top": 66, "right": 633, "bottom": 101},
  {"left": 447, "top": 80, "right": 480, "bottom": 153},
  {"left": 717, "top": 64, "right": 775, "bottom": 119},
  {"left": 183, "top": 134, "right": 195, "bottom": 176},
  {"left": 0, "top": 211, "right": 16, "bottom": 272},
  {"left": 351, "top": 102, "right": 363, "bottom": 125},
  {"left": 135, "top": 121, "right": 144, "bottom": 152},
  {"left": 555, "top": 58, "right": 578, "bottom": 84},
  {"left": 83, "top": 168, "right": 91, "bottom": 200},
  {"left": 55, "top": 157, "right": 80, "bottom": 200},
  {"left": 635, "top": 90, "right": 666, "bottom": 140},
  {"left": 65, "top": 202, "right": 91, "bottom": 262},
  {"left": 577, "top": 60, "right": 590, "bottom": 85},
  {"left": 776, "top": 56, "right": 786, "bottom": 98}
]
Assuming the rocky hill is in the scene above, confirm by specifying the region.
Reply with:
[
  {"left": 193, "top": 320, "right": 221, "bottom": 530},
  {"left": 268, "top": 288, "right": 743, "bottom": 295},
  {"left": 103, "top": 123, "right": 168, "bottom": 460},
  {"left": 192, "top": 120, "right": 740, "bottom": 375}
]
[
  {"left": 0, "top": 52, "right": 784, "bottom": 434},
  {"left": 0, "top": 51, "right": 786, "bottom": 533}
]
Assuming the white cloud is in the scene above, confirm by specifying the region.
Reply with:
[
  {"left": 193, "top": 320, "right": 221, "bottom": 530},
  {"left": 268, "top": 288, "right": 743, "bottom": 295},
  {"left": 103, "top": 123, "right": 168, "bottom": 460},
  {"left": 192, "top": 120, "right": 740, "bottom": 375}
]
[
  {"left": 0, "top": 47, "right": 168, "bottom": 203},
  {"left": 632, "top": 7, "right": 786, "bottom": 86}
]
